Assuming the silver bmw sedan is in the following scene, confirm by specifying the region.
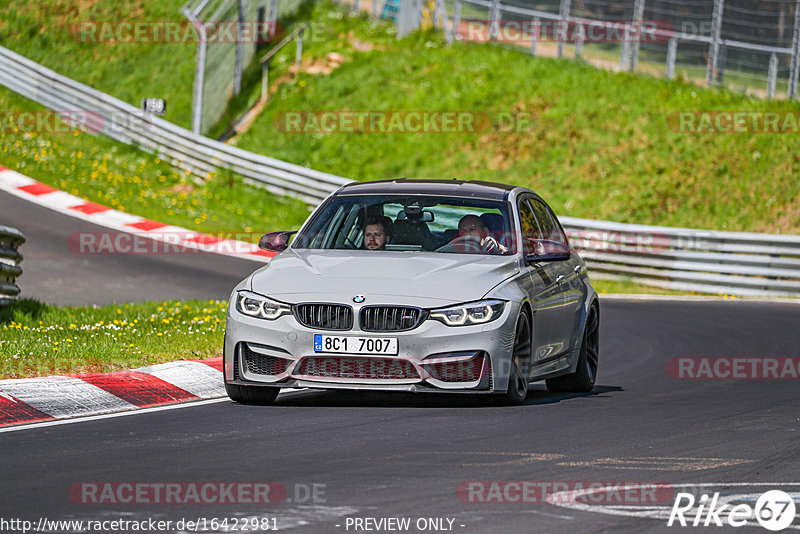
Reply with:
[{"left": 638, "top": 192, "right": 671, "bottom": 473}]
[{"left": 224, "top": 179, "right": 599, "bottom": 405}]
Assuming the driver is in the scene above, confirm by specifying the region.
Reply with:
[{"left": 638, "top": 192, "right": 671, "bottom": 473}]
[
  {"left": 362, "top": 217, "right": 392, "bottom": 250},
  {"left": 455, "top": 215, "right": 507, "bottom": 254}
]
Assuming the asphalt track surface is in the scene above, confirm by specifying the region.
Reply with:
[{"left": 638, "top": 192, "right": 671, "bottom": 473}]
[
  {"left": 2, "top": 191, "right": 800, "bottom": 533},
  {"left": 0, "top": 191, "right": 257, "bottom": 305}
]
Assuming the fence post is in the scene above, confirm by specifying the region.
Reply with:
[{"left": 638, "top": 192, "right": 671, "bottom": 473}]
[
  {"left": 261, "top": 59, "right": 270, "bottom": 104},
  {"left": 630, "top": 0, "right": 645, "bottom": 71},
  {"left": 574, "top": 21, "right": 584, "bottom": 59},
  {"left": 268, "top": 0, "right": 278, "bottom": 39},
  {"left": 666, "top": 36, "right": 677, "bottom": 79},
  {"left": 453, "top": 0, "right": 462, "bottom": 41},
  {"left": 234, "top": 0, "right": 246, "bottom": 96},
  {"left": 767, "top": 52, "right": 778, "bottom": 98},
  {"left": 620, "top": 38, "right": 630, "bottom": 70},
  {"left": 296, "top": 28, "right": 304, "bottom": 65},
  {"left": 372, "top": 0, "right": 378, "bottom": 16},
  {"left": 706, "top": 0, "right": 724, "bottom": 86},
  {"left": 488, "top": 0, "right": 500, "bottom": 40},
  {"left": 557, "top": 0, "right": 571, "bottom": 58},
  {"left": 789, "top": 0, "right": 800, "bottom": 98},
  {"left": 183, "top": 8, "right": 207, "bottom": 136},
  {"left": 530, "top": 17, "right": 540, "bottom": 55},
  {"left": 354, "top": 0, "right": 360, "bottom": 13}
]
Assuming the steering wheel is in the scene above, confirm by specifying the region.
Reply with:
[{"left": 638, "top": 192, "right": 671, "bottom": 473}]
[{"left": 446, "top": 235, "right": 483, "bottom": 253}]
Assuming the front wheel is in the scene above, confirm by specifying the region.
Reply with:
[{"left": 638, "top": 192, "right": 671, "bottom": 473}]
[
  {"left": 501, "top": 309, "right": 532, "bottom": 405},
  {"left": 225, "top": 383, "right": 280, "bottom": 405},
  {"left": 546, "top": 302, "right": 598, "bottom": 393}
]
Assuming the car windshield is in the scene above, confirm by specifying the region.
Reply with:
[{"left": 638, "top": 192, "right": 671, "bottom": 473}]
[{"left": 293, "top": 195, "right": 516, "bottom": 255}]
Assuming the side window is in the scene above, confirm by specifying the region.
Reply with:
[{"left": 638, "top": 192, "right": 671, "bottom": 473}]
[
  {"left": 518, "top": 198, "right": 542, "bottom": 255},
  {"left": 531, "top": 199, "right": 569, "bottom": 251}
]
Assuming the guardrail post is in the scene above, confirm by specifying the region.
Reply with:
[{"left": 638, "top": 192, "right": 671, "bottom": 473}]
[
  {"left": 529, "top": 17, "right": 540, "bottom": 55},
  {"left": 666, "top": 37, "right": 677, "bottom": 78},
  {"left": 767, "top": 52, "right": 778, "bottom": 98},
  {"left": 557, "top": 0, "right": 571, "bottom": 58},
  {"left": 789, "top": 0, "right": 800, "bottom": 98},
  {"left": 630, "top": 0, "right": 645, "bottom": 71},
  {"left": 706, "top": 0, "right": 725, "bottom": 86}
]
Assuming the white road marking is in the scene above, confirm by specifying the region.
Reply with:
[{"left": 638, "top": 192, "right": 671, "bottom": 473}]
[{"left": 0, "top": 397, "right": 231, "bottom": 433}]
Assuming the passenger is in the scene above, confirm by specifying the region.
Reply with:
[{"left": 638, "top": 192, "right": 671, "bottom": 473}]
[
  {"left": 362, "top": 216, "right": 392, "bottom": 250},
  {"left": 455, "top": 214, "right": 507, "bottom": 254}
]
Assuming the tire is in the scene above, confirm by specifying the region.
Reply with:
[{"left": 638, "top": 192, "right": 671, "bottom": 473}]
[
  {"left": 501, "top": 308, "right": 532, "bottom": 405},
  {"left": 546, "top": 302, "right": 599, "bottom": 393},
  {"left": 225, "top": 383, "right": 280, "bottom": 405}
]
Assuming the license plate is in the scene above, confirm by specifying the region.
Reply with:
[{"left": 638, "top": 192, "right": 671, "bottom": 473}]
[{"left": 314, "top": 334, "right": 398, "bottom": 355}]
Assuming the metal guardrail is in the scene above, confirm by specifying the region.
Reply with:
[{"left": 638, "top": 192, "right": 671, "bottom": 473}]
[
  {"left": 0, "top": 45, "right": 798, "bottom": 297},
  {"left": 0, "top": 45, "right": 351, "bottom": 204},
  {"left": 561, "top": 216, "right": 800, "bottom": 297},
  {"left": 0, "top": 226, "right": 25, "bottom": 306}
]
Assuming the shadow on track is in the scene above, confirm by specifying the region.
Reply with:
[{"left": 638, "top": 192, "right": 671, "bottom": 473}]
[{"left": 269, "top": 384, "right": 623, "bottom": 408}]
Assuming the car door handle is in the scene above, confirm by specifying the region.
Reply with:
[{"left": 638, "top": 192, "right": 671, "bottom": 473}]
[
  {"left": 556, "top": 274, "right": 565, "bottom": 283},
  {"left": 574, "top": 265, "right": 582, "bottom": 273}
]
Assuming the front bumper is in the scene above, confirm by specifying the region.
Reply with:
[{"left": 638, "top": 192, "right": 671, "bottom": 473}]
[{"left": 224, "top": 298, "right": 520, "bottom": 393}]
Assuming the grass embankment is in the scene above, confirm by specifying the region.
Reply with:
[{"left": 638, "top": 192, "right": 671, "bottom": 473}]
[
  {"left": 0, "top": 299, "right": 229, "bottom": 379},
  {"left": 233, "top": 4, "right": 800, "bottom": 235}
]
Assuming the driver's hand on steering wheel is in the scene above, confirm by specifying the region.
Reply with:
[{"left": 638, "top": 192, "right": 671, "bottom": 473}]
[{"left": 481, "top": 235, "right": 508, "bottom": 254}]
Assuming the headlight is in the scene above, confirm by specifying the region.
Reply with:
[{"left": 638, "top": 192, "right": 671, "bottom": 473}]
[
  {"left": 429, "top": 300, "right": 506, "bottom": 327},
  {"left": 235, "top": 291, "right": 291, "bottom": 320}
]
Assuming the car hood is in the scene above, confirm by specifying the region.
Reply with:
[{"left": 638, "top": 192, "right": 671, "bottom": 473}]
[{"left": 248, "top": 249, "right": 521, "bottom": 306}]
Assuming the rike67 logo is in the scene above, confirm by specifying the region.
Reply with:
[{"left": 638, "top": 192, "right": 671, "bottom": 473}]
[{"left": 668, "top": 490, "right": 796, "bottom": 531}]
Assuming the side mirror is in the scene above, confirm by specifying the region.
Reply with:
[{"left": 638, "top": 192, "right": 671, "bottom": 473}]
[
  {"left": 258, "top": 231, "right": 296, "bottom": 252},
  {"left": 525, "top": 239, "right": 571, "bottom": 263}
]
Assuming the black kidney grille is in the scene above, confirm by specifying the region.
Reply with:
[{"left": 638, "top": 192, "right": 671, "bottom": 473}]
[
  {"left": 360, "top": 306, "right": 425, "bottom": 332},
  {"left": 295, "top": 304, "right": 353, "bottom": 330}
]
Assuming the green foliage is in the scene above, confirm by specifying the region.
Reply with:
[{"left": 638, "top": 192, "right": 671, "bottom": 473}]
[{"left": 0, "top": 299, "right": 228, "bottom": 378}]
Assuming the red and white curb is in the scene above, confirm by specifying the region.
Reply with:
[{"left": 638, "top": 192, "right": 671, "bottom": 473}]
[
  {"left": 0, "top": 357, "right": 226, "bottom": 428},
  {"left": 0, "top": 165, "right": 276, "bottom": 263}
]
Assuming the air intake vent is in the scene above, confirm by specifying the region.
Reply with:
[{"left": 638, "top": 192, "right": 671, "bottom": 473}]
[{"left": 241, "top": 344, "right": 289, "bottom": 376}]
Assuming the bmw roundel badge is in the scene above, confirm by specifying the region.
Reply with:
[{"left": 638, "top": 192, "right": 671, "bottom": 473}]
[{"left": 353, "top": 295, "right": 365, "bottom": 303}]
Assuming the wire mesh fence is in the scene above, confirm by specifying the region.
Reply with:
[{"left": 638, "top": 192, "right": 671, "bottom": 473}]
[
  {"left": 181, "top": 0, "right": 306, "bottom": 134},
  {"left": 347, "top": 0, "right": 800, "bottom": 99}
]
